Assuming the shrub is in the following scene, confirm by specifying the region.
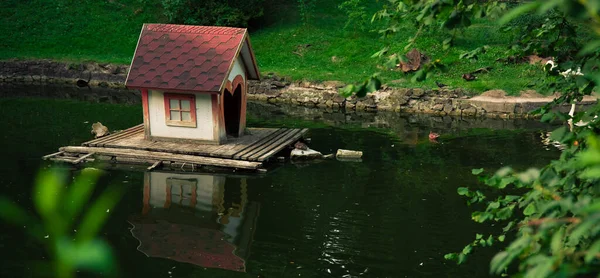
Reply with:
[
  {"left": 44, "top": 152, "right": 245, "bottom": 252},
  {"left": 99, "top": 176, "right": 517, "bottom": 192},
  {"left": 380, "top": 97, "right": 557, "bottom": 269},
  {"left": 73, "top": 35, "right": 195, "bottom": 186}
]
[
  {"left": 157, "top": 0, "right": 265, "bottom": 27},
  {"left": 338, "top": 0, "right": 370, "bottom": 32}
]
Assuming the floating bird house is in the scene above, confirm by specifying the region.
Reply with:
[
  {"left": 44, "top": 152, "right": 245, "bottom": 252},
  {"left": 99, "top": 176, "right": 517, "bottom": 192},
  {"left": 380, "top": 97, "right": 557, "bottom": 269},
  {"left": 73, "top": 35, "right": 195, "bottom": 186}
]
[
  {"left": 46, "top": 24, "right": 308, "bottom": 171},
  {"left": 126, "top": 24, "right": 260, "bottom": 144},
  {"left": 130, "top": 172, "right": 259, "bottom": 272}
]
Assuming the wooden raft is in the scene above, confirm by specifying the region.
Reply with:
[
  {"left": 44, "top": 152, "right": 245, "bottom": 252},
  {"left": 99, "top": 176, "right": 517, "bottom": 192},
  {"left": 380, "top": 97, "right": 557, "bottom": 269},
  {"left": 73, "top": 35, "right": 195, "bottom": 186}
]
[{"left": 44, "top": 124, "right": 308, "bottom": 171}]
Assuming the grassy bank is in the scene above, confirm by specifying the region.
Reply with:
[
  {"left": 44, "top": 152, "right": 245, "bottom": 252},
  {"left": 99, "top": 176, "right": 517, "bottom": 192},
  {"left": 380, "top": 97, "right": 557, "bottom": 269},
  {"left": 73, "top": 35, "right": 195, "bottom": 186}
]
[
  {"left": 0, "top": 0, "right": 160, "bottom": 64},
  {"left": 0, "top": 0, "right": 559, "bottom": 94}
]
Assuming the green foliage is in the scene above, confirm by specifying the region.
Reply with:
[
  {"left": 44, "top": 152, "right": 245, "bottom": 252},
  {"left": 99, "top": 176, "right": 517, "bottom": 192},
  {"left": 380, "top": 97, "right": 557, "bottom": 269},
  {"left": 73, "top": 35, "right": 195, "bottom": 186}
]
[
  {"left": 338, "top": 0, "right": 531, "bottom": 95},
  {"left": 338, "top": 0, "right": 370, "bottom": 32},
  {"left": 0, "top": 168, "right": 126, "bottom": 277},
  {"left": 356, "top": 0, "right": 600, "bottom": 277},
  {"left": 339, "top": 74, "right": 382, "bottom": 97},
  {"left": 297, "top": 0, "right": 317, "bottom": 26},
  {"left": 337, "top": 0, "right": 598, "bottom": 98},
  {"left": 446, "top": 135, "right": 600, "bottom": 276},
  {"left": 370, "top": 0, "right": 506, "bottom": 74},
  {"left": 155, "top": 0, "right": 265, "bottom": 27},
  {"left": 459, "top": 46, "right": 489, "bottom": 62},
  {"left": 503, "top": 10, "right": 581, "bottom": 60},
  {"left": 373, "top": 0, "right": 506, "bottom": 44}
]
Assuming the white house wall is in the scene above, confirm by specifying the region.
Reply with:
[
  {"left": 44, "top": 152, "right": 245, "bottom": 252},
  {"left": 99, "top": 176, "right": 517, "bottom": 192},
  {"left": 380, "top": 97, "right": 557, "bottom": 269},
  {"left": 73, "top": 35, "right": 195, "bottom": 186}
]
[
  {"left": 146, "top": 172, "right": 244, "bottom": 245},
  {"left": 148, "top": 90, "right": 213, "bottom": 140},
  {"left": 148, "top": 172, "right": 225, "bottom": 212},
  {"left": 228, "top": 56, "right": 246, "bottom": 83}
]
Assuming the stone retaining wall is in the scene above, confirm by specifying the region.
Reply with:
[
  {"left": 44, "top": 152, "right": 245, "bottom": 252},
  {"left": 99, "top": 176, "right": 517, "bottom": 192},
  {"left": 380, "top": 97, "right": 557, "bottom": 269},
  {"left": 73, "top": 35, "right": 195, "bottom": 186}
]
[
  {"left": 248, "top": 79, "right": 489, "bottom": 117},
  {"left": 0, "top": 59, "right": 129, "bottom": 89},
  {"left": 247, "top": 101, "right": 552, "bottom": 136},
  {"left": 247, "top": 78, "right": 595, "bottom": 119},
  {"left": 1, "top": 59, "right": 596, "bottom": 118},
  {"left": 0, "top": 83, "right": 141, "bottom": 105}
]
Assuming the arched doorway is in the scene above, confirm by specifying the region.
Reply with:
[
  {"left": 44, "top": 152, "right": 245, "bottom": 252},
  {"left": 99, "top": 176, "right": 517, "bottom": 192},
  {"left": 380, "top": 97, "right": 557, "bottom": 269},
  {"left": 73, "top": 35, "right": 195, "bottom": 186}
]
[{"left": 223, "top": 84, "right": 242, "bottom": 137}]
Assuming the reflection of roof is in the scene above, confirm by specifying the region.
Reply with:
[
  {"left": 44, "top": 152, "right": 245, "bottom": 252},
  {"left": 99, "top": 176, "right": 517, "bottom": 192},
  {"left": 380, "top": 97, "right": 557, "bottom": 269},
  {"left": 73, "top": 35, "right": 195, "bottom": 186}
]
[
  {"left": 130, "top": 221, "right": 245, "bottom": 272},
  {"left": 126, "top": 24, "right": 254, "bottom": 93}
]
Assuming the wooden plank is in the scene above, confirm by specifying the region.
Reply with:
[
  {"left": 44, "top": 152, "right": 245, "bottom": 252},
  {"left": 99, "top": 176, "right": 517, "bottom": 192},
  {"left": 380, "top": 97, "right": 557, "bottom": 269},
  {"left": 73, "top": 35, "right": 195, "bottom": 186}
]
[
  {"left": 147, "top": 161, "right": 162, "bottom": 171},
  {"left": 42, "top": 151, "right": 64, "bottom": 160},
  {"left": 209, "top": 128, "right": 279, "bottom": 158},
  {"left": 59, "top": 146, "right": 262, "bottom": 169},
  {"left": 84, "top": 124, "right": 142, "bottom": 146},
  {"left": 104, "top": 139, "right": 177, "bottom": 154},
  {"left": 96, "top": 125, "right": 144, "bottom": 145},
  {"left": 80, "top": 126, "right": 295, "bottom": 161},
  {"left": 256, "top": 128, "right": 309, "bottom": 161},
  {"left": 102, "top": 133, "right": 157, "bottom": 151},
  {"left": 72, "top": 152, "right": 95, "bottom": 164},
  {"left": 184, "top": 141, "right": 223, "bottom": 155},
  {"left": 246, "top": 129, "right": 302, "bottom": 161},
  {"left": 84, "top": 124, "right": 143, "bottom": 147},
  {"left": 248, "top": 129, "right": 303, "bottom": 161},
  {"left": 141, "top": 89, "right": 151, "bottom": 140},
  {"left": 101, "top": 133, "right": 225, "bottom": 157},
  {"left": 105, "top": 133, "right": 151, "bottom": 149},
  {"left": 223, "top": 128, "right": 285, "bottom": 156},
  {"left": 239, "top": 129, "right": 294, "bottom": 160},
  {"left": 103, "top": 128, "right": 279, "bottom": 158},
  {"left": 102, "top": 132, "right": 146, "bottom": 150},
  {"left": 232, "top": 129, "right": 289, "bottom": 159},
  {"left": 95, "top": 124, "right": 143, "bottom": 146},
  {"left": 211, "top": 94, "right": 222, "bottom": 144},
  {"left": 147, "top": 140, "right": 219, "bottom": 156},
  {"left": 237, "top": 129, "right": 295, "bottom": 160},
  {"left": 50, "top": 156, "right": 96, "bottom": 163}
]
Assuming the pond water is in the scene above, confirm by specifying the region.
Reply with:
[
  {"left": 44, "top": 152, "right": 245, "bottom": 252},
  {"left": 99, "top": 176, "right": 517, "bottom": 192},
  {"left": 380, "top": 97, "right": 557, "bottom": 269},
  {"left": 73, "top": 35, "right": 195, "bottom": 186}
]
[{"left": 0, "top": 85, "right": 560, "bottom": 277}]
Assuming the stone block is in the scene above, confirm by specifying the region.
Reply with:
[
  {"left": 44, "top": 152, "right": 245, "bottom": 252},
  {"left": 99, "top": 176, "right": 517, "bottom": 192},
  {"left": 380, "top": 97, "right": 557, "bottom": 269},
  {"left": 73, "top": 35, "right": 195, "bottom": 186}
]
[
  {"left": 333, "top": 95, "right": 346, "bottom": 103},
  {"left": 443, "top": 103, "right": 453, "bottom": 113},
  {"left": 291, "top": 148, "right": 323, "bottom": 160},
  {"left": 432, "top": 103, "right": 444, "bottom": 111},
  {"left": 462, "top": 107, "right": 477, "bottom": 117},
  {"left": 411, "top": 88, "right": 425, "bottom": 98}
]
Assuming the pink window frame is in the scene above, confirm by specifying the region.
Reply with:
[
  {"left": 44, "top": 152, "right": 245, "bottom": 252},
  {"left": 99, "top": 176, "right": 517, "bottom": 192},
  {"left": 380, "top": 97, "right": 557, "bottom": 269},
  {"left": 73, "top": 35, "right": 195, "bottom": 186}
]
[{"left": 164, "top": 93, "right": 197, "bottom": 127}]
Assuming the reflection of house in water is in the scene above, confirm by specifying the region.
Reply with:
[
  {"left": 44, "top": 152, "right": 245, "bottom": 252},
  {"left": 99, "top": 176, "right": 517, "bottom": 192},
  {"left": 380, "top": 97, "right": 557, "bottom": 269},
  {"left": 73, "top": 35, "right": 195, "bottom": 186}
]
[{"left": 129, "top": 172, "right": 260, "bottom": 272}]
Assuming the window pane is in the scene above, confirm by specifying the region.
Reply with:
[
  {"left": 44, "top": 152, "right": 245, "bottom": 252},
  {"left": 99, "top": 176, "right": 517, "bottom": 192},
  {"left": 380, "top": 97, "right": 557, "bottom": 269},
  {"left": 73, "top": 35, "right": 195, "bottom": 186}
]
[
  {"left": 170, "top": 99, "right": 180, "bottom": 110},
  {"left": 170, "top": 110, "right": 181, "bottom": 121},
  {"left": 181, "top": 100, "right": 191, "bottom": 111},
  {"left": 181, "top": 111, "right": 191, "bottom": 121}
]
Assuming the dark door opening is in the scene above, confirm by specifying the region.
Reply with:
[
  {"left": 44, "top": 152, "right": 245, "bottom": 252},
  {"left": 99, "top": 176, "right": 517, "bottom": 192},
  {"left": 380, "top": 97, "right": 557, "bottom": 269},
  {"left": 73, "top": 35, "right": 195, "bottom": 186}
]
[{"left": 223, "top": 85, "right": 242, "bottom": 137}]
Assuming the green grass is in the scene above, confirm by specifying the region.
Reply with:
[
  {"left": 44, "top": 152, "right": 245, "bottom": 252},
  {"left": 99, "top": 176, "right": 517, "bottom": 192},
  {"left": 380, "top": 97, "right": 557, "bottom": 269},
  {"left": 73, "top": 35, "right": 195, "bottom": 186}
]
[
  {"left": 0, "top": 0, "right": 160, "bottom": 64},
  {"left": 0, "top": 0, "right": 561, "bottom": 94},
  {"left": 252, "top": 1, "right": 547, "bottom": 95}
]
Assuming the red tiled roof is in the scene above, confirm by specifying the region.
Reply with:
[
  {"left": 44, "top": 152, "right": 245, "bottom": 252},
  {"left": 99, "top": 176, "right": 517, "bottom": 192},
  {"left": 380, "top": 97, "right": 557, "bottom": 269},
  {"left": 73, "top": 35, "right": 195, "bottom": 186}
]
[
  {"left": 126, "top": 24, "right": 247, "bottom": 92},
  {"left": 131, "top": 222, "right": 246, "bottom": 272}
]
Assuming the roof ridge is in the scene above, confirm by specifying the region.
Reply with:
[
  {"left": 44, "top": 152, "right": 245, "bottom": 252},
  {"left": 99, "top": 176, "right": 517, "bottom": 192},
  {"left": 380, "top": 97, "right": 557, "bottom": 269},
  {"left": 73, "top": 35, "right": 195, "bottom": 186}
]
[{"left": 146, "top": 24, "right": 246, "bottom": 35}]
